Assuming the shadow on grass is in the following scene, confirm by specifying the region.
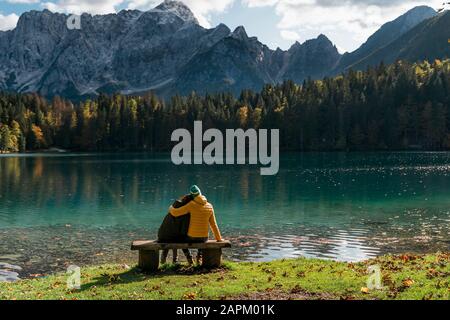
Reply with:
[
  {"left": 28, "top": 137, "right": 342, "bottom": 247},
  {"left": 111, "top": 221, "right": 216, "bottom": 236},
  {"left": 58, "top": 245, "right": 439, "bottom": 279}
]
[{"left": 79, "top": 263, "right": 231, "bottom": 292}]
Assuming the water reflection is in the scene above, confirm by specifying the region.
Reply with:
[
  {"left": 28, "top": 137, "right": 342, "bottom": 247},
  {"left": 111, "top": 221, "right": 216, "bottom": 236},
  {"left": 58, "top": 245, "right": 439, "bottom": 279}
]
[{"left": 0, "top": 152, "right": 450, "bottom": 279}]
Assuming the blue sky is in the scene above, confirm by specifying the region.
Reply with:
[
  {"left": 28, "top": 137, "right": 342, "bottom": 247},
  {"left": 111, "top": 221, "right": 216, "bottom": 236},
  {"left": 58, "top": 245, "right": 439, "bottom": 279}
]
[{"left": 0, "top": 0, "right": 444, "bottom": 52}]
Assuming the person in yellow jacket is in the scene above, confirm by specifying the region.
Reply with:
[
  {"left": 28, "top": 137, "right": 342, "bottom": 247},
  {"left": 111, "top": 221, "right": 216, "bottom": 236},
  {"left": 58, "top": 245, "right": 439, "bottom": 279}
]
[{"left": 169, "top": 185, "right": 223, "bottom": 245}]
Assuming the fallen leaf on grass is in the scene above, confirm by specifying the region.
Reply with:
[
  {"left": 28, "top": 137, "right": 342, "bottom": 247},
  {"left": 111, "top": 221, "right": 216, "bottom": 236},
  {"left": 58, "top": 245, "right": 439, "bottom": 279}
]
[
  {"left": 399, "top": 254, "right": 418, "bottom": 263},
  {"left": 361, "top": 287, "right": 370, "bottom": 294},
  {"left": 402, "top": 279, "right": 415, "bottom": 287},
  {"left": 182, "top": 292, "right": 197, "bottom": 300},
  {"left": 426, "top": 269, "right": 450, "bottom": 279}
]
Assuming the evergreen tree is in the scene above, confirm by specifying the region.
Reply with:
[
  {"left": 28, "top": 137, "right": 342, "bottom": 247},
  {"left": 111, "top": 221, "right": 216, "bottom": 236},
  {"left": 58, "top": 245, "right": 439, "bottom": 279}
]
[{"left": 0, "top": 59, "right": 449, "bottom": 153}]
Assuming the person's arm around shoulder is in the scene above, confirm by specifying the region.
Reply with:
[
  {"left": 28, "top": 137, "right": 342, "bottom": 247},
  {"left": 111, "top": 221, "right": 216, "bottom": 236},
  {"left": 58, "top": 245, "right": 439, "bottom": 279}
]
[
  {"left": 169, "top": 201, "right": 191, "bottom": 217},
  {"left": 208, "top": 206, "right": 223, "bottom": 242}
]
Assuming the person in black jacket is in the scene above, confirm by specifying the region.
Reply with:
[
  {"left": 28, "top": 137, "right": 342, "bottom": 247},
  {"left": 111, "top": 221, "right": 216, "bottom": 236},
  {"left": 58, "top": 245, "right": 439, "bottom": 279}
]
[{"left": 158, "top": 195, "right": 193, "bottom": 265}]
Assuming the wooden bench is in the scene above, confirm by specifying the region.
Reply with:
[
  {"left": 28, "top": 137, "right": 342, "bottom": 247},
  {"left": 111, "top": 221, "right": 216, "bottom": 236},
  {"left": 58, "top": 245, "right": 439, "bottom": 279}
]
[{"left": 131, "top": 240, "right": 232, "bottom": 272}]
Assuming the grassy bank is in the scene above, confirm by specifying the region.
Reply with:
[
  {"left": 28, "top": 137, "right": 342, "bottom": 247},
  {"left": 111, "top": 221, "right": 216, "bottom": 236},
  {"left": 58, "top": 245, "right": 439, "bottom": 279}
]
[{"left": 0, "top": 253, "right": 448, "bottom": 300}]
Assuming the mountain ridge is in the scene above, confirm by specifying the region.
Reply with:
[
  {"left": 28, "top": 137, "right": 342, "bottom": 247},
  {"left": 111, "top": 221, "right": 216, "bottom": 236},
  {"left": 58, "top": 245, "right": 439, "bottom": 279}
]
[
  {"left": 348, "top": 10, "right": 450, "bottom": 71},
  {"left": 0, "top": 1, "right": 445, "bottom": 100},
  {"left": 334, "top": 5, "right": 438, "bottom": 74}
]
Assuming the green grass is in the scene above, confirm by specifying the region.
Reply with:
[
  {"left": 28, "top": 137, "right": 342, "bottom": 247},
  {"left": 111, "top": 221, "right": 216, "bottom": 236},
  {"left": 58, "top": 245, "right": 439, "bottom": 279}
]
[{"left": 0, "top": 253, "right": 448, "bottom": 300}]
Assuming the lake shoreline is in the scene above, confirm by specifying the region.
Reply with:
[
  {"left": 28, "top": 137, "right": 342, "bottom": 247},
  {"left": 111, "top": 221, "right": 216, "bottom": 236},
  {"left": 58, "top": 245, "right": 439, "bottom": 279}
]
[
  {"left": 1, "top": 253, "right": 448, "bottom": 300},
  {"left": 5, "top": 149, "right": 450, "bottom": 156},
  {"left": 1, "top": 152, "right": 450, "bottom": 286}
]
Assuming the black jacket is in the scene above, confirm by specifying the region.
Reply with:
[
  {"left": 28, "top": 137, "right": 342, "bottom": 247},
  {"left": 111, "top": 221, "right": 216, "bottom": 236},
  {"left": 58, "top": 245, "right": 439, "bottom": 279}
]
[{"left": 157, "top": 195, "right": 192, "bottom": 243}]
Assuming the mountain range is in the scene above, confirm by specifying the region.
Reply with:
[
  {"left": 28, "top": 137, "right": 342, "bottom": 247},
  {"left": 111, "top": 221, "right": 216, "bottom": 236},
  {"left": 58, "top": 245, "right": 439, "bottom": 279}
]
[{"left": 0, "top": 1, "right": 448, "bottom": 100}]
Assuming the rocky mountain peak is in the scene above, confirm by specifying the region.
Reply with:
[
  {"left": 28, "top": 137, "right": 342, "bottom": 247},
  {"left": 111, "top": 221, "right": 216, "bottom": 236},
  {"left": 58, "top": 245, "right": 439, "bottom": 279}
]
[
  {"left": 153, "top": 0, "right": 199, "bottom": 24},
  {"left": 289, "top": 34, "right": 335, "bottom": 52},
  {"left": 231, "top": 26, "right": 249, "bottom": 40},
  {"left": 214, "top": 23, "right": 231, "bottom": 33},
  {"left": 316, "top": 34, "right": 331, "bottom": 43}
]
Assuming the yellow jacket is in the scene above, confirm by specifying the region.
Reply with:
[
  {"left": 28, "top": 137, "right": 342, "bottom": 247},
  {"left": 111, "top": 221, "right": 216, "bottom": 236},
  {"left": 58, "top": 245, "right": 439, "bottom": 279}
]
[{"left": 169, "top": 195, "right": 222, "bottom": 241}]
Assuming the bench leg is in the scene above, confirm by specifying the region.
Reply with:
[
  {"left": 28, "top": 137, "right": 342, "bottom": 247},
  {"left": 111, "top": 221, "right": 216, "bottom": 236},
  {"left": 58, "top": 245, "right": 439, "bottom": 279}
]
[
  {"left": 138, "top": 250, "right": 159, "bottom": 272},
  {"left": 202, "top": 248, "right": 222, "bottom": 269}
]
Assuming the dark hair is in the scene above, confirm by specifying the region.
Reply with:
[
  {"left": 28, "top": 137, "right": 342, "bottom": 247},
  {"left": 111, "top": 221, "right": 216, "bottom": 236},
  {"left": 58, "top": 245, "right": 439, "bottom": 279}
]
[
  {"left": 181, "top": 194, "right": 193, "bottom": 203},
  {"left": 173, "top": 194, "right": 193, "bottom": 208}
]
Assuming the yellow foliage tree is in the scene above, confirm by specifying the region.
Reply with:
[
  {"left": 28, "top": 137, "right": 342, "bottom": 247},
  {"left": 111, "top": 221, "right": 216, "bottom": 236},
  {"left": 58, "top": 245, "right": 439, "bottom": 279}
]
[{"left": 31, "top": 124, "right": 46, "bottom": 149}]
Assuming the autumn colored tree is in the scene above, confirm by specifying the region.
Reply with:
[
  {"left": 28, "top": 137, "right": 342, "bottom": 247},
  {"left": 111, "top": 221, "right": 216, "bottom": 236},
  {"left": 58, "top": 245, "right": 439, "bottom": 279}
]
[
  {"left": 0, "top": 59, "right": 449, "bottom": 153},
  {"left": 30, "top": 124, "right": 46, "bottom": 149},
  {"left": 0, "top": 124, "right": 13, "bottom": 153}
]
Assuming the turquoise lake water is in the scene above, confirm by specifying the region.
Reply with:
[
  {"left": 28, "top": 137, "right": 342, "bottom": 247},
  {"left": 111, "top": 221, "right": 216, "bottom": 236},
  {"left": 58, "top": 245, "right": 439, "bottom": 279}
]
[{"left": 0, "top": 152, "right": 449, "bottom": 280}]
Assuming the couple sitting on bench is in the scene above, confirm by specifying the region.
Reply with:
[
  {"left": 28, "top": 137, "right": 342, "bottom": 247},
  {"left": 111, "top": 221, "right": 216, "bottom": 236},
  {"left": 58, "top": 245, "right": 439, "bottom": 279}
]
[{"left": 158, "top": 185, "right": 223, "bottom": 265}]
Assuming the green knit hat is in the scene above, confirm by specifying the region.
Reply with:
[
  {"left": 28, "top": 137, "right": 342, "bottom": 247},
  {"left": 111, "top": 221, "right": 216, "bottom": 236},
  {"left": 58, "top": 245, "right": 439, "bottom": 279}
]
[{"left": 190, "top": 185, "right": 201, "bottom": 197}]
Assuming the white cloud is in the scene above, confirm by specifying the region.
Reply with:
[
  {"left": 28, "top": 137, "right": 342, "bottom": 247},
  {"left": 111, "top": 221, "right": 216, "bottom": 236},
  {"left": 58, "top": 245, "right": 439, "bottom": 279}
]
[
  {"left": 242, "top": 0, "right": 442, "bottom": 52},
  {"left": 280, "top": 29, "right": 299, "bottom": 41},
  {"left": 43, "top": 0, "right": 126, "bottom": 15},
  {"left": 0, "top": 13, "right": 19, "bottom": 31},
  {"left": 125, "top": 0, "right": 160, "bottom": 10},
  {"left": 242, "top": 0, "right": 278, "bottom": 7},
  {"left": 6, "top": 0, "right": 40, "bottom": 3},
  {"left": 127, "top": 0, "right": 235, "bottom": 27}
]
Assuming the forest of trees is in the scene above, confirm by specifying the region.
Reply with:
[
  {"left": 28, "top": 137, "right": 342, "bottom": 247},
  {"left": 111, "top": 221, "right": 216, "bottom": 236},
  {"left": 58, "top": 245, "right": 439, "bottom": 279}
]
[{"left": 0, "top": 59, "right": 449, "bottom": 153}]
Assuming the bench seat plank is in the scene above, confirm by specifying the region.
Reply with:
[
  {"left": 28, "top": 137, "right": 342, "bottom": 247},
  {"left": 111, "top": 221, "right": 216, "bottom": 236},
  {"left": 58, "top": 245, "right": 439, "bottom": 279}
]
[{"left": 131, "top": 240, "right": 231, "bottom": 251}]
